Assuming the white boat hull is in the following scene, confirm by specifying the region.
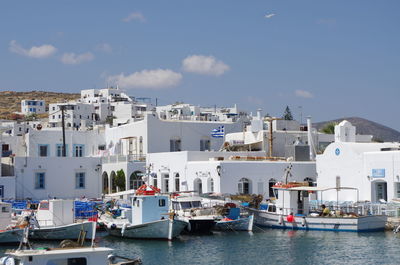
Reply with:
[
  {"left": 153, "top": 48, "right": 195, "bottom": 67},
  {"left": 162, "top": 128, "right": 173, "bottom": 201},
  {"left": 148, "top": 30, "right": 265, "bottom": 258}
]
[
  {"left": 249, "top": 209, "right": 387, "bottom": 232},
  {"left": 214, "top": 215, "right": 254, "bottom": 231},
  {"left": 106, "top": 219, "right": 187, "bottom": 240},
  {"left": 29, "top": 222, "right": 95, "bottom": 240},
  {"left": 0, "top": 229, "right": 24, "bottom": 244}
]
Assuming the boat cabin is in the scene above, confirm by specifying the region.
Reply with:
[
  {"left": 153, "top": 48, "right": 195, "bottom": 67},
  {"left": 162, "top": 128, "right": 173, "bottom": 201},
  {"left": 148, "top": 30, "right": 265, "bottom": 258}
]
[
  {"left": 36, "top": 199, "right": 74, "bottom": 227},
  {"left": 272, "top": 186, "right": 312, "bottom": 216},
  {"left": 131, "top": 195, "right": 170, "bottom": 225},
  {"left": 2, "top": 247, "right": 125, "bottom": 265},
  {"left": 267, "top": 185, "right": 360, "bottom": 216}
]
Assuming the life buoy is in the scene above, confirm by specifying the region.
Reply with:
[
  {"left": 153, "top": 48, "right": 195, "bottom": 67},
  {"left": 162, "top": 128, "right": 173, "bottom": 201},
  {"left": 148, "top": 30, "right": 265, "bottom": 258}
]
[{"left": 286, "top": 214, "right": 294, "bottom": 223}]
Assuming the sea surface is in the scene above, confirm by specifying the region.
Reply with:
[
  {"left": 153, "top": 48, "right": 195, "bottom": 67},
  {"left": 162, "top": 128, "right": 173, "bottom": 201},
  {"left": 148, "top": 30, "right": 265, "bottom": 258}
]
[{"left": 1, "top": 229, "right": 400, "bottom": 265}]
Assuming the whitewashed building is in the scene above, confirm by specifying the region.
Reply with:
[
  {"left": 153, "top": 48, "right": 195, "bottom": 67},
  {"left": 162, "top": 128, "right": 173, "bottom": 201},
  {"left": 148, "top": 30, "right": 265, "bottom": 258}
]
[
  {"left": 21, "top": 100, "right": 46, "bottom": 115},
  {"left": 147, "top": 151, "right": 316, "bottom": 198},
  {"left": 317, "top": 121, "right": 400, "bottom": 203},
  {"left": 1, "top": 127, "right": 105, "bottom": 200},
  {"left": 48, "top": 102, "right": 96, "bottom": 129},
  {"left": 225, "top": 111, "right": 372, "bottom": 158},
  {"left": 156, "top": 103, "right": 241, "bottom": 122},
  {"left": 0, "top": 138, "right": 15, "bottom": 199}
]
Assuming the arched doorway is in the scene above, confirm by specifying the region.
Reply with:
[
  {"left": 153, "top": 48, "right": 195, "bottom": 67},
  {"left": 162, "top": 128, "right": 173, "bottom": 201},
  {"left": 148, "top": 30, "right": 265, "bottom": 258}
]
[
  {"left": 268, "top": 178, "right": 277, "bottom": 198},
  {"left": 194, "top": 178, "right": 202, "bottom": 194},
  {"left": 102, "top": 172, "right": 109, "bottom": 194},
  {"left": 110, "top": 171, "right": 117, "bottom": 193},
  {"left": 130, "top": 171, "right": 144, "bottom": 190}
]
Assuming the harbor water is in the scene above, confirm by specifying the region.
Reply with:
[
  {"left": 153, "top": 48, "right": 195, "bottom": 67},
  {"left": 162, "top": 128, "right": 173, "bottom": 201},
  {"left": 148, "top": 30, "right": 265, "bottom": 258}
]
[{"left": 1, "top": 229, "right": 400, "bottom": 265}]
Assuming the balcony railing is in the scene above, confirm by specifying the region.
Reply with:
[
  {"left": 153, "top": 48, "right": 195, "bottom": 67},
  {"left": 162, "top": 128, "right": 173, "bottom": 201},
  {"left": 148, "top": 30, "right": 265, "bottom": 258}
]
[{"left": 101, "top": 154, "right": 146, "bottom": 164}]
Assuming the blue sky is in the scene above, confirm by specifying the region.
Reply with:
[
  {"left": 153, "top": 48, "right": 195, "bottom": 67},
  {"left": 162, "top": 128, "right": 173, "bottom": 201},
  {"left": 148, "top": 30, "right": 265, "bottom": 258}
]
[{"left": 1, "top": 1, "right": 399, "bottom": 130}]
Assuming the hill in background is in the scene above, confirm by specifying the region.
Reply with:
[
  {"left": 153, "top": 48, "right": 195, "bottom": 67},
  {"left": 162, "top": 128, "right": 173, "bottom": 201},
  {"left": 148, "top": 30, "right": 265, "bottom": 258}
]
[
  {"left": 0, "top": 91, "right": 80, "bottom": 119},
  {"left": 1, "top": 91, "right": 399, "bottom": 142},
  {"left": 313, "top": 117, "right": 400, "bottom": 142}
]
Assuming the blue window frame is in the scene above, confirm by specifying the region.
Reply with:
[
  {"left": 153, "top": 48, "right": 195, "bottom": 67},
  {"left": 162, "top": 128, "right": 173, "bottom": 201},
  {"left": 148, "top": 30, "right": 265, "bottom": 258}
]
[
  {"left": 75, "top": 172, "right": 85, "bottom": 189},
  {"left": 56, "top": 144, "right": 68, "bottom": 157},
  {"left": 35, "top": 172, "right": 45, "bottom": 189},
  {"left": 38, "top": 145, "right": 49, "bottom": 157},
  {"left": 73, "top": 144, "right": 85, "bottom": 157}
]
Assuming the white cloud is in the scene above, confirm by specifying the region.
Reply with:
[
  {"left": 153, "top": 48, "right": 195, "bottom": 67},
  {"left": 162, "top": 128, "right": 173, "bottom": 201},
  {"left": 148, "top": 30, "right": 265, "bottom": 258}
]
[
  {"left": 295, "top": 90, "right": 314, "bottom": 98},
  {"left": 95, "top": 43, "right": 112, "bottom": 53},
  {"left": 61, "top": 52, "right": 94, "bottom": 65},
  {"left": 264, "top": 13, "right": 276, "bottom": 19},
  {"left": 9, "top": 40, "right": 57, "bottom": 59},
  {"left": 123, "top": 12, "right": 146, "bottom": 23},
  {"left": 107, "top": 69, "right": 182, "bottom": 90},
  {"left": 182, "top": 55, "right": 230, "bottom": 76}
]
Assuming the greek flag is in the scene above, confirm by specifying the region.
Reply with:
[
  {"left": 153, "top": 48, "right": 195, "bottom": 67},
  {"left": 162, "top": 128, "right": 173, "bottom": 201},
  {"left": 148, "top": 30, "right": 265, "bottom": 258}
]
[{"left": 211, "top": 126, "right": 225, "bottom": 138}]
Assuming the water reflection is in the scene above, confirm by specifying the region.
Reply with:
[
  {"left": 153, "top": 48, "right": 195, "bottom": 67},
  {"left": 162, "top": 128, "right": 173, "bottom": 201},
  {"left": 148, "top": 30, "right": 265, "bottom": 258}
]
[{"left": 0, "top": 230, "right": 399, "bottom": 264}]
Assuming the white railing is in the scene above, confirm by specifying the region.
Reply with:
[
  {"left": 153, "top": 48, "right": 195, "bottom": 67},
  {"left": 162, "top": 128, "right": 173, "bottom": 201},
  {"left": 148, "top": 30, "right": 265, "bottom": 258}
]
[
  {"left": 101, "top": 155, "right": 146, "bottom": 164},
  {"left": 308, "top": 201, "right": 400, "bottom": 217}
]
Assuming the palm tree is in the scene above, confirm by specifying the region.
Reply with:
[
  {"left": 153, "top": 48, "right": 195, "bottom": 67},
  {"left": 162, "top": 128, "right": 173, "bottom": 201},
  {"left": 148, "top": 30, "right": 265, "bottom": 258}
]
[{"left": 320, "top": 122, "right": 338, "bottom": 134}]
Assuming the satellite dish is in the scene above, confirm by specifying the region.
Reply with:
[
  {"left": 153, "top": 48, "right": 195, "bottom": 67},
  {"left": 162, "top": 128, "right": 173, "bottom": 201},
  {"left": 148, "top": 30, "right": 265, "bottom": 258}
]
[{"left": 36, "top": 124, "right": 42, "bottom": 130}]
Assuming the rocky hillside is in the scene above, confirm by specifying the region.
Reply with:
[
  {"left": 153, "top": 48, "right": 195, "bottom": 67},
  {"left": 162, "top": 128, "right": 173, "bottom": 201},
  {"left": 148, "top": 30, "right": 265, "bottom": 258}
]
[
  {"left": 0, "top": 91, "right": 80, "bottom": 119},
  {"left": 314, "top": 117, "right": 400, "bottom": 142}
]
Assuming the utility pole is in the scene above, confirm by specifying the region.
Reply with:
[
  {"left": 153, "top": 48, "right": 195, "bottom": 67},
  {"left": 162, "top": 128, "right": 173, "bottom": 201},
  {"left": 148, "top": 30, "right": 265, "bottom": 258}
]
[
  {"left": 60, "top": 105, "right": 67, "bottom": 157},
  {"left": 59, "top": 104, "right": 74, "bottom": 157},
  {"left": 264, "top": 117, "right": 282, "bottom": 157}
]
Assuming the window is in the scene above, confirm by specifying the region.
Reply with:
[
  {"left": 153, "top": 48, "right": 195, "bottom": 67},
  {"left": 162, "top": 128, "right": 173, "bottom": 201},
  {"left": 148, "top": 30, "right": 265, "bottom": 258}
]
[
  {"left": 130, "top": 171, "right": 144, "bottom": 190},
  {"left": 38, "top": 145, "right": 49, "bottom": 157},
  {"left": 238, "top": 178, "right": 250, "bottom": 195},
  {"left": 396, "top": 183, "right": 400, "bottom": 198},
  {"left": 2, "top": 206, "right": 9, "bottom": 213},
  {"left": 175, "top": 173, "right": 180, "bottom": 192},
  {"left": 163, "top": 174, "right": 169, "bottom": 193},
  {"left": 35, "top": 172, "right": 45, "bottom": 189},
  {"left": 153, "top": 176, "right": 158, "bottom": 188},
  {"left": 56, "top": 144, "right": 68, "bottom": 157},
  {"left": 170, "top": 139, "right": 181, "bottom": 152},
  {"left": 159, "top": 199, "right": 166, "bottom": 207},
  {"left": 210, "top": 178, "right": 214, "bottom": 192},
  {"left": 47, "top": 258, "right": 87, "bottom": 265},
  {"left": 75, "top": 172, "right": 85, "bottom": 189},
  {"left": 200, "top": 139, "right": 211, "bottom": 151},
  {"left": 304, "top": 177, "right": 316, "bottom": 187},
  {"left": 73, "top": 145, "right": 85, "bottom": 157}
]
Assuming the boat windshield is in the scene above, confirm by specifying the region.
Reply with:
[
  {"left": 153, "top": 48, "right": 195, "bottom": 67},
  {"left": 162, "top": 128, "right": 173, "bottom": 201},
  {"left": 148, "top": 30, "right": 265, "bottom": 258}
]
[{"left": 180, "top": 201, "right": 202, "bottom": 209}]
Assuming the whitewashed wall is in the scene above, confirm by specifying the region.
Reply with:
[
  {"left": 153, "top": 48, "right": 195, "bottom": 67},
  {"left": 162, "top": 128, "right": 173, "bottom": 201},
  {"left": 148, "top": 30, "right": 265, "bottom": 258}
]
[{"left": 14, "top": 157, "right": 102, "bottom": 200}]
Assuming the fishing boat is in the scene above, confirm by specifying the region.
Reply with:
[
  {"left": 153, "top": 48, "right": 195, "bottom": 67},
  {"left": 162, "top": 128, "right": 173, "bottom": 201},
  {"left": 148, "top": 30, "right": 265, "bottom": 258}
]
[
  {"left": 0, "top": 202, "right": 23, "bottom": 244},
  {"left": 214, "top": 206, "right": 254, "bottom": 231},
  {"left": 103, "top": 185, "right": 187, "bottom": 240},
  {"left": 0, "top": 220, "right": 141, "bottom": 265},
  {"left": 248, "top": 183, "right": 387, "bottom": 232},
  {"left": 27, "top": 199, "right": 95, "bottom": 240},
  {"left": 172, "top": 194, "right": 219, "bottom": 233}
]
